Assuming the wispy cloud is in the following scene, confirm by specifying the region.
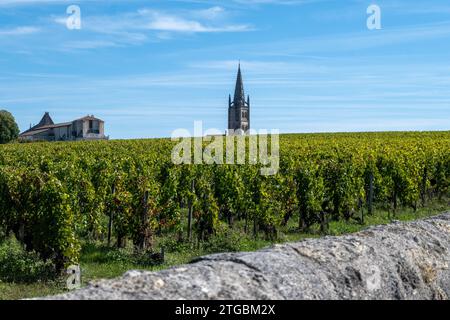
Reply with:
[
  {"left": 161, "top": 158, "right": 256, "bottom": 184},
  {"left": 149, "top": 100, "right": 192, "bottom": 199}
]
[
  {"left": 0, "top": 0, "right": 118, "bottom": 6},
  {"left": 182, "top": 20, "right": 450, "bottom": 58},
  {"left": 61, "top": 40, "right": 118, "bottom": 50},
  {"left": 0, "top": 26, "right": 40, "bottom": 36},
  {"left": 139, "top": 8, "right": 253, "bottom": 33},
  {"left": 173, "top": 0, "right": 326, "bottom": 7},
  {"left": 0, "top": 0, "right": 324, "bottom": 6},
  {"left": 48, "top": 6, "right": 253, "bottom": 50},
  {"left": 232, "top": 0, "right": 321, "bottom": 4}
]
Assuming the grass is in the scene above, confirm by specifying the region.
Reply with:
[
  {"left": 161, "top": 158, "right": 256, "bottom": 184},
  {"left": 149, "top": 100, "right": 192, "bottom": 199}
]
[
  {"left": 1, "top": 198, "right": 448, "bottom": 300},
  {"left": 0, "top": 282, "right": 64, "bottom": 300}
]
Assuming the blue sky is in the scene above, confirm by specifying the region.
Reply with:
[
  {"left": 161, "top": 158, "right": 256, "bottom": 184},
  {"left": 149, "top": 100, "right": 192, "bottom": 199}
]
[{"left": 1, "top": 0, "right": 450, "bottom": 139}]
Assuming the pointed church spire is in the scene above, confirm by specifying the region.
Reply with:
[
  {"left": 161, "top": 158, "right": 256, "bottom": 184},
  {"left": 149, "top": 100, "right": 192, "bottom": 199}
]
[
  {"left": 233, "top": 63, "right": 245, "bottom": 105},
  {"left": 228, "top": 62, "right": 250, "bottom": 134}
]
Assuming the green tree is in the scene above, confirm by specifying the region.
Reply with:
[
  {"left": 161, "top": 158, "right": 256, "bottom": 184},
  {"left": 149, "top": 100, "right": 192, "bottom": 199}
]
[{"left": 0, "top": 110, "right": 19, "bottom": 144}]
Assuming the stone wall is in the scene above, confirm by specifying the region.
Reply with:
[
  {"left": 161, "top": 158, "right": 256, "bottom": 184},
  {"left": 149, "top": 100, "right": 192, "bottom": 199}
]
[{"left": 45, "top": 213, "right": 450, "bottom": 300}]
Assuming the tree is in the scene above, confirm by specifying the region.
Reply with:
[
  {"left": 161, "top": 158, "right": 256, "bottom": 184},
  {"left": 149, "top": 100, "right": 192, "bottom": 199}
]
[{"left": 0, "top": 110, "right": 20, "bottom": 144}]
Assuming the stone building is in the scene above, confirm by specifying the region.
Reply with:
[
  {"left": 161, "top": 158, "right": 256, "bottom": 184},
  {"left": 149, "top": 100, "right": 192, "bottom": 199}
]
[
  {"left": 228, "top": 64, "right": 250, "bottom": 134},
  {"left": 19, "top": 112, "right": 108, "bottom": 142}
]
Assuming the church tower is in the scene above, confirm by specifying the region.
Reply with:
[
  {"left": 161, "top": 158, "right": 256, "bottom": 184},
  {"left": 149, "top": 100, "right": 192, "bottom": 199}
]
[{"left": 228, "top": 64, "right": 250, "bottom": 134}]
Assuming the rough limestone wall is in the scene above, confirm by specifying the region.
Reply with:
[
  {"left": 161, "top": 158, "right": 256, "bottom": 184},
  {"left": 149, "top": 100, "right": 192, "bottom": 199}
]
[{"left": 46, "top": 213, "right": 450, "bottom": 300}]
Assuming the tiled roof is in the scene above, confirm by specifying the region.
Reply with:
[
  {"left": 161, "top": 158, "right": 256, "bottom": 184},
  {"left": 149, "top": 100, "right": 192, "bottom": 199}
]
[
  {"left": 20, "top": 113, "right": 104, "bottom": 137},
  {"left": 20, "top": 128, "right": 50, "bottom": 137},
  {"left": 39, "top": 122, "right": 72, "bottom": 129}
]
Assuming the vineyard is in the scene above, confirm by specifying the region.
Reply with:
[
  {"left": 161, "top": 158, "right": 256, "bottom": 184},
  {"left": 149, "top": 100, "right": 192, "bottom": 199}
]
[{"left": 0, "top": 131, "right": 449, "bottom": 273}]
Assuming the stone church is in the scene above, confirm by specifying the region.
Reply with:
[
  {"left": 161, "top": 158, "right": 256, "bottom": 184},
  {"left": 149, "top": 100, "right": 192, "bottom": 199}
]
[
  {"left": 19, "top": 112, "right": 108, "bottom": 142},
  {"left": 228, "top": 64, "right": 250, "bottom": 134}
]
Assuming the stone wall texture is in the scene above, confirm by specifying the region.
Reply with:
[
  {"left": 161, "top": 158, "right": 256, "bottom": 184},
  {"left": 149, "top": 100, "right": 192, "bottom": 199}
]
[{"left": 45, "top": 213, "right": 450, "bottom": 300}]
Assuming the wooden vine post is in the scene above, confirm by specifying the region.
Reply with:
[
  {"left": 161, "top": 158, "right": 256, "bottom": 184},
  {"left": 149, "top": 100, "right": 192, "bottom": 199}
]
[
  {"left": 187, "top": 180, "right": 194, "bottom": 242},
  {"left": 107, "top": 184, "right": 115, "bottom": 247},
  {"left": 368, "top": 171, "right": 374, "bottom": 216}
]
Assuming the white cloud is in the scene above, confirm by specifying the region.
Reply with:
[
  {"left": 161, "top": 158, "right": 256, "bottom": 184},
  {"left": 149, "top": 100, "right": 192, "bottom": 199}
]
[
  {"left": 53, "top": 7, "right": 252, "bottom": 34},
  {"left": 175, "top": 0, "right": 323, "bottom": 6},
  {"left": 193, "top": 6, "right": 226, "bottom": 20},
  {"left": 139, "top": 9, "right": 252, "bottom": 33},
  {"left": 195, "top": 20, "right": 450, "bottom": 58},
  {"left": 61, "top": 40, "right": 118, "bottom": 50},
  {"left": 146, "top": 16, "right": 249, "bottom": 32},
  {"left": 233, "top": 0, "right": 314, "bottom": 3},
  {"left": 0, "top": 0, "right": 114, "bottom": 6},
  {"left": 0, "top": 3, "right": 253, "bottom": 52},
  {"left": 0, "top": 26, "right": 40, "bottom": 36},
  {"left": 49, "top": 6, "right": 253, "bottom": 50}
]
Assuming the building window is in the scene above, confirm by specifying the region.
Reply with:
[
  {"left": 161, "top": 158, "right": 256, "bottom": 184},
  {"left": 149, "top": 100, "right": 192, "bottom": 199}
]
[{"left": 89, "top": 120, "right": 93, "bottom": 129}]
